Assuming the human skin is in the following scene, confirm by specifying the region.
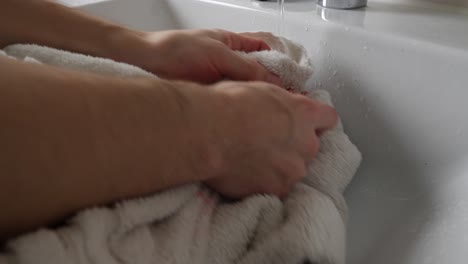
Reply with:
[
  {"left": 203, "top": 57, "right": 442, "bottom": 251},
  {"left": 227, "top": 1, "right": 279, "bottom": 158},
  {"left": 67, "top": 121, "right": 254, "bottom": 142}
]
[{"left": 0, "top": 0, "right": 337, "bottom": 239}]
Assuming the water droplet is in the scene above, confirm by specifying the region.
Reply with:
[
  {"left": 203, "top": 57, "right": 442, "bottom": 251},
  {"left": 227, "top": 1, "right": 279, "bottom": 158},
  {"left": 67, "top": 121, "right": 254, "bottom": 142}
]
[
  {"left": 456, "top": 128, "right": 462, "bottom": 135},
  {"left": 345, "top": 27, "right": 350, "bottom": 31},
  {"left": 332, "top": 70, "right": 338, "bottom": 76},
  {"left": 400, "top": 48, "right": 405, "bottom": 52},
  {"left": 318, "top": 82, "right": 322, "bottom": 87},
  {"left": 251, "top": 16, "right": 256, "bottom": 25},
  {"left": 365, "top": 113, "right": 369, "bottom": 119},
  {"left": 363, "top": 46, "right": 368, "bottom": 51},
  {"left": 305, "top": 27, "right": 310, "bottom": 32},
  {"left": 327, "top": 52, "right": 331, "bottom": 58},
  {"left": 359, "top": 96, "right": 364, "bottom": 102}
]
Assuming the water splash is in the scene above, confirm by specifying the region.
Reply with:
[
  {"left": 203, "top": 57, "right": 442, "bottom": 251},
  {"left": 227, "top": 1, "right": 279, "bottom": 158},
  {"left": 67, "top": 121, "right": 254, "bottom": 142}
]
[{"left": 277, "top": 0, "right": 285, "bottom": 36}]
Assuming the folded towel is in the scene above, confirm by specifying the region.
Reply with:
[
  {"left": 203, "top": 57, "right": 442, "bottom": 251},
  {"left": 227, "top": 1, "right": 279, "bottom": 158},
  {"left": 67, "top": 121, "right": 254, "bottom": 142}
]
[{"left": 0, "top": 37, "right": 362, "bottom": 264}]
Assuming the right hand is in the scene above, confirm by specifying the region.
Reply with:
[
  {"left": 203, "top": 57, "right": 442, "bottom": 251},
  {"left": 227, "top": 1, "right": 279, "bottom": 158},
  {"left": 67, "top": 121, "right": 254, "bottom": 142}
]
[
  {"left": 116, "top": 29, "right": 283, "bottom": 85},
  {"left": 203, "top": 81, "right": 337, "bottom": 199}
]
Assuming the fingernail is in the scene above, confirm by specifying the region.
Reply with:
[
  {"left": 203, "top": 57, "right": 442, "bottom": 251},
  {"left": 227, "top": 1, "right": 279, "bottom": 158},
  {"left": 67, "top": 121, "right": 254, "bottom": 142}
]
[{"left": 267, "top": 74, "right": 283, "bottom": 87}]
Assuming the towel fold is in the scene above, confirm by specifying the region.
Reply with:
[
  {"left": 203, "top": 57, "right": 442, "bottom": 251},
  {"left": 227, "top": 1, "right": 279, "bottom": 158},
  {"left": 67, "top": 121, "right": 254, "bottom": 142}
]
[{"left": 0, "top": 37, "right": 362, "bottom": 264}]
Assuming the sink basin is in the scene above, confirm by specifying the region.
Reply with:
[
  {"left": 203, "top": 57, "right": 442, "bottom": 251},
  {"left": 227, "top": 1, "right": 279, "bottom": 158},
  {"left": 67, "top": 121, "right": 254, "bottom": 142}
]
[{"left": 64, "top": 0, "right": 468, "bottom": 263}]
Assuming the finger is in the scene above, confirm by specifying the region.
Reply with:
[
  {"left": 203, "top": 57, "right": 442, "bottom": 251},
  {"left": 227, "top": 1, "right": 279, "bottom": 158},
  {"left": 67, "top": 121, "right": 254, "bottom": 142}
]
[
  {"left": 215, "top": 47, "right": 283, "bottom": 86},
  {"left": 301, "top": 135, "right": 320, "bottom": 161},
  {"left": 263, "top": 153, "right": 304, "bottom": 197},
  {"left": 226, "top": 33, "right": 271, "bottom": 52},
  {"left": 212, "top": 30, "right": 271, "bottom": 52},
  {"left": 278, "top": 154, "right": 307, "bottom": 183},
  {"left": 239, "top": 32, "right": 284, "bottom": 51},
  {"left": 308, "top": 101, "right": 339, "bottom": 133},
  {"left": 239, "top": 32, "right": 275, "bottom": 40}
]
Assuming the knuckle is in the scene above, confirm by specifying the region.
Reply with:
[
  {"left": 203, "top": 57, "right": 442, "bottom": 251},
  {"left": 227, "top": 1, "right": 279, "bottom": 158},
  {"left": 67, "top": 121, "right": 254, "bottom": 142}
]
[
  {"left": 257, "top": 68, "right": 273, "bottom": 81},
  {"left": 212, "top": 40, "right": 228, "bottom": 50},
  {"left": 278, "top": 187, "right": 290, "bottom": 198},
  {"left": 297, "top": 163, "right": 308, "bottom": 180},
  {"left": 213, "top": 28, "right": 228, "bottom": 34},
  {"left": 305, "top": 136, "right": 320, "bottom": 160},
  {"left": 253, "top": 31, "right": 274, "bottom": 38},
  {"left": 198, "top": 29, "right": 216, "bottom": 36},
  {"left": 280, "top": 156, "right": 307, "bottom": 183},
  {"left": 242, "top": 59, "right": 260, "bottom": 76},
  {"left": 319, "top": 102, "right": 335, "bottom": 114},
  {"left": 298, "top": 96, "right": 319, "bottom": 112},
  {"left": 328, "top": 107, "right": 339, "bottom": 126},
  {"left": 245, "top": 60, "right": 281, "bottom": 86},
  {"left": 297, "top": 99, "right": 337, "bottom": 127},
  {"left": 319, "top": 105, "right": 339, "bottom": 131},
  {"left": 264, "top": 184, "right": 280, "bottom": 196},
  {"left": 262, "top": 31, "right": 275, "bottom": 38},
  {"left": 270, "top": 184, "right": 289, "bottom": 198},
  {"left": 221, "top": 82, "right": 251, "bottom": 96},
  {"left": 249, "top": 80, "right": 277, "bottom": 91},
  {"left": 291, "top": 161, "right": 307, "bottom": 181}
]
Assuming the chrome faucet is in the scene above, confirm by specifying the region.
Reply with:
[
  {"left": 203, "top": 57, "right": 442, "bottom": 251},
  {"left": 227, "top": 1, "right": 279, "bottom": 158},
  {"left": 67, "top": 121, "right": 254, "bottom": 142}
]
[{"left": 317, "top": 0, "right": 367, "bottom": 9}]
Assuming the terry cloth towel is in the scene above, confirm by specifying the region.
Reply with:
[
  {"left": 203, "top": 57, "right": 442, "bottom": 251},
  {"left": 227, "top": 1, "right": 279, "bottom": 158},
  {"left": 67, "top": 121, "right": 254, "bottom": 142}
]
[{"left": 0, "top": 37, "right": 362, "bottom": 264}]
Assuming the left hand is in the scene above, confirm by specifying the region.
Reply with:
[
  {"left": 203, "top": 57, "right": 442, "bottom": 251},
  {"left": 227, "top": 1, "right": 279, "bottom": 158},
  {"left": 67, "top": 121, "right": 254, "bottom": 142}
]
[{"left": 120, "top": 29, "right": 283, "bottom": 85}]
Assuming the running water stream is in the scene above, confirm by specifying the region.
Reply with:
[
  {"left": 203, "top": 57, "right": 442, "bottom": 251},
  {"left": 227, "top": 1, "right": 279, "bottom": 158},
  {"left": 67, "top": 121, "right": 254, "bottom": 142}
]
[{"left": 277, "top": 0, "right": 285, "bottom": 36}]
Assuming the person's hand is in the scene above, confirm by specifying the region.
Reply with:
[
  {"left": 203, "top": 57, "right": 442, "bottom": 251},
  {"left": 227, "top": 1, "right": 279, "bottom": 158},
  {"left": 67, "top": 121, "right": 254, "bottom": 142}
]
[
  {"left": 202, "top": 81, "right": 337, "bottom": 198},
  {"left": 239, "top": 32, "right": 285, "bottom": 52},
  {"left": 121, "top": 29, "right": 283, "bottom": 85}
]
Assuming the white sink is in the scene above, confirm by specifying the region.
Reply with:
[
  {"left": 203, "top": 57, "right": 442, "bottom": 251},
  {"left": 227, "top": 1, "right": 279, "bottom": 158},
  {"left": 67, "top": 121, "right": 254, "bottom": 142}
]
[{"left": 66, "top": 0, "right": 468, "bottom": 263}]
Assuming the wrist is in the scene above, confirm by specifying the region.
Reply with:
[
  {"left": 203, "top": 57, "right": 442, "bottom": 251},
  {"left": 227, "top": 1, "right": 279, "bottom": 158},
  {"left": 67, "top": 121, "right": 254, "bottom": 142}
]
[
  {"left": 155, "top": 80, "right": 227, "bottom": 182},
  {"left": 105, "top": 30, "right": 180, "bottom": 76},
  {"left": 97, "top": 26, "right": 147, "bottom": 64},
  {"left": 185, "top": 82, "right": 228, "bottom": 181}
]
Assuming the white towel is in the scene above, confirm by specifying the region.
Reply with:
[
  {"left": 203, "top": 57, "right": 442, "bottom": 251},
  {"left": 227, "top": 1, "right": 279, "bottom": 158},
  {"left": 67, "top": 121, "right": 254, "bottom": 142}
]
[{"left": 0, "top": 37, "right": 362, "bottom": 264}]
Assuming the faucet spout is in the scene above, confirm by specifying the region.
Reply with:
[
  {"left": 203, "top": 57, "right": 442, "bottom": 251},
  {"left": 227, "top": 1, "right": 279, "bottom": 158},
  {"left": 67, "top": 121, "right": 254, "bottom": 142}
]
[{"left": 317, "top": 0, "right": 367, "bottom": 9}]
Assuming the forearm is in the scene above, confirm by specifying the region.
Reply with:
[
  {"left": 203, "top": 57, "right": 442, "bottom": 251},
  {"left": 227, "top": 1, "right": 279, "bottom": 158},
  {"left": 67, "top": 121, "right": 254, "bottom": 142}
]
[
  {"left": 0, "top": 57, "right": 217, "bottom": 239},
  {"left": 0, "top": 0, "right": 141, "bottom": 62}
]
